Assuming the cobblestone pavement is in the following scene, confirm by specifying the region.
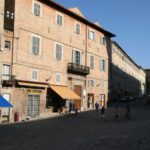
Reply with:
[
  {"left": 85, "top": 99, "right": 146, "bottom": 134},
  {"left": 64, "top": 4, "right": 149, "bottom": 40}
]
[{"left": 0, "top": 99, "right": 150, "bottom": 150}]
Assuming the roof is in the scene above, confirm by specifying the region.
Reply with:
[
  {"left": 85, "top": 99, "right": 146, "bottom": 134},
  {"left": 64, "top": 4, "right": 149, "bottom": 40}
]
[
  {"left": 69, "top": 7, "right": 85, "bottom": 18},
  {"left": 38, "top": 0, "right": 115, "bottom": 37}
]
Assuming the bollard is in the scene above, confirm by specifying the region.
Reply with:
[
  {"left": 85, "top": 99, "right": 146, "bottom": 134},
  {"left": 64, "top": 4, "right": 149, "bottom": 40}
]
[{"left": 14, "top": 112, "right": 19, "bottom": 122}]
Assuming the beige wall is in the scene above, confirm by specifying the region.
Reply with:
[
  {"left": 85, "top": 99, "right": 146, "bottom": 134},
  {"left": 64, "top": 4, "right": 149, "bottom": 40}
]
[{"left": 0, "top": 0, "right": 111, "bottom": 122}]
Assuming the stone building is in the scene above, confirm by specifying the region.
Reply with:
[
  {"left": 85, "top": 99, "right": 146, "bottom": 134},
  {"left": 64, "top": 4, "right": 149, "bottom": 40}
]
[
  {"left": 0, "top": 0, "right": 114, "bottom": 122},
  {"left": 110, "top": 41, "right": 146, "bottom": 101},
  {"left": 145, "top": 69, "right": 150, "bottom": 95}
]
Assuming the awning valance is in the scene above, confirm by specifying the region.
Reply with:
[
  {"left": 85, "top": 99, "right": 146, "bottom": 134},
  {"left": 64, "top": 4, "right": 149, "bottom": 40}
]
[
  {"left": 50, "top": 85, "right": 81, "bottom": 100},
  {"left": 0, "top": 95, "right": 13, "bottom": 108},
  {"left": 18, "top": 82, "right": 48, "bottom": 88}
]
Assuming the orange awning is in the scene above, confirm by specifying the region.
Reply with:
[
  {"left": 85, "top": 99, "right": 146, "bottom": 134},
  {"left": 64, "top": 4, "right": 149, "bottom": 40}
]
[
  {"left": 18, "top": 82, "right": 48, "bottom": 88},
  {"left": 50, "top": 85, "right": 81, "bottom": 100}
]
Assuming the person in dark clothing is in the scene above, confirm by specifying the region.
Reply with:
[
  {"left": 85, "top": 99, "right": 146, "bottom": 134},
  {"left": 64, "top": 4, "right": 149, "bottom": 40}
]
[
  {"left": 125, "top": 103, "right": 130, "bottom": 120},
  {"left": 114, "top": 106, "right": 119, "bottom": 120},
  {"left": 95, "top": 101, "right": 99, "bottom": 113},
  {"left": 101, "top": 106, "right": 105, "bottom": 121}
]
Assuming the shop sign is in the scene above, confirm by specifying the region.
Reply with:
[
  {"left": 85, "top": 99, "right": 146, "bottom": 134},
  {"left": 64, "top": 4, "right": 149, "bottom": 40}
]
[{"left": 26, "top": 89, "right": 42, "bottom": 94}]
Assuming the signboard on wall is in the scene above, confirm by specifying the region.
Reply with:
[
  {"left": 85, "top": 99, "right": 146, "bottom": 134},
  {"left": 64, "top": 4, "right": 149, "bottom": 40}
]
[{"left": 26, "top": 89, "right": 42, "bottom": 95}]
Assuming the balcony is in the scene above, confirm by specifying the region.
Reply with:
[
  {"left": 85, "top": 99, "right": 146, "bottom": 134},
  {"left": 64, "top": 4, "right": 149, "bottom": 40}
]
[
  {"left": 1, "top": 75, "right": 16, "bottom": 87},
  {"left": 67, "top": 63, "right": 90, "bottom": 76}
]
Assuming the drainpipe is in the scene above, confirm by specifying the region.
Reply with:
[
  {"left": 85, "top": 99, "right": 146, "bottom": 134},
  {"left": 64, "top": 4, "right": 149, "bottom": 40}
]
[
  {"left": 10, "top": 0, "right": 15, "bottom": 82},
  {"left": 83, "top": 25, "right": 88, "bottom": 108}
]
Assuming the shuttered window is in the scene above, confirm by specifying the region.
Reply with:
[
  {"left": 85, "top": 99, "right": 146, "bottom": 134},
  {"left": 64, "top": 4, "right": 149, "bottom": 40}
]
[
  {"left": 2, "top": 65, "right": 10, "bottom": 80},
  {"left": 33, "top": 3, "right": 41, "bottom": 16},
  {"left": 32, "top": 36, "right": 40, "bottom": 55},
  {"left": 55, "top": 44, "right": 62, "bottom": 61}
]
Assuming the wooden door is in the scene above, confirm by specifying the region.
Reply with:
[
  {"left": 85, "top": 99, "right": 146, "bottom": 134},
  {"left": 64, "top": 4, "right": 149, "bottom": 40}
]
[{"left": 74, "top": 85, "right": 81, "bottom": 110}]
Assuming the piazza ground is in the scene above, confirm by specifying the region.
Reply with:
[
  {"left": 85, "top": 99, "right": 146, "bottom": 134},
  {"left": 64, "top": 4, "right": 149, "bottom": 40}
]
[{"left": 0, "top": 98, "right": 150, "bottom": 150}]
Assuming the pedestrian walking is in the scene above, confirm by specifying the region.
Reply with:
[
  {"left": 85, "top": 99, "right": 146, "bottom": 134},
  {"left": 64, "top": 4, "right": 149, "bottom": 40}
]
[
  {"left": 114, "top": 106, "right": 119, "bottom": 120},
  {"left": 95, "top": 101, "right": 99, "bottom": 113},
  {"left": 125, "top": 103, "right": 130, "bottom": 120},
  {"left": 101, "top": 106, "right": 105, "bottom": 121}
]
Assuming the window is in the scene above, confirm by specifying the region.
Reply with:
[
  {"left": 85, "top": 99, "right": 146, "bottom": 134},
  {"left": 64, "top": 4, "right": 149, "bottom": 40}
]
[
  {"left": 100, "top": 36, "right": 106, "bottom": 45},
  {"left": 88, "top": 30, "right": 95, "bottom": 40},
  {"left": 2, "top": 65, "right": 10, "bottom": 80},
  {"left": 88, "top": 80, "right": 94, "bottom": 87},
  {"left": 55, "top": 43, "right": 63, "bottom": 61},
  {"left": 100, "top": 94, "right": 105, "bottom": 101},
  {"left": 55, "top": 73, "right": 61, "bottom": 84},
  {"left": 75, "top": 23, "right": 81, "bottom": 34},
  {"left": 32, "top": 36, "right": 40, "bottom": 55},
  {"left": 4, "top": 41, "right": 11, "bottom": 50},
  {"left": 100, "top": 59, "right": 106, "bottom": 71},
  {"left": 32, "top": 70, "right": 38, "bottom": 81},
  {"left": 33, "top": 3, "right": 41, "bottom": 16},
  {"left": 72, "top": 50, "right": 82, "bottom": 65},
  {"left": 56, "top": 13, "right": 63, "bottom": 26},
  {"left": 89, "top": 55, "right": 94, "bottom": 69},
  {"left": 27, "top": 95, "right": 40, "bottom": 116}
]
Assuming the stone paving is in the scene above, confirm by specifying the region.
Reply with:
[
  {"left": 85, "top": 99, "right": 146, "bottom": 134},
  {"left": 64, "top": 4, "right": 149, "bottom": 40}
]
[{"left": 0, "top": 99, "right": 150, "bottom": 150}]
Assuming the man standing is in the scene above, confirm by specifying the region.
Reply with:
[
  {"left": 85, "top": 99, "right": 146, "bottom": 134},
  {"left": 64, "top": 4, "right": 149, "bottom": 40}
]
[
  {"left": 95, "top": 101, "right": 99, "bottom": 113},
  {"left": 101, "top": 106, "right": 105, "bottom": 121}
]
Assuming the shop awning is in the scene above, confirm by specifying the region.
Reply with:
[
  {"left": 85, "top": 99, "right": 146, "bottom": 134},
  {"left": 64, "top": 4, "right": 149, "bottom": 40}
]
[
  {"left": 18, "top": 82, "right": 48, "bottom": 88},
  {"left": 0, "top": 95, "right": 13, "bottom": 108},
  {"left": 50, "top": 85, "right": 81, "bottom": 100}
]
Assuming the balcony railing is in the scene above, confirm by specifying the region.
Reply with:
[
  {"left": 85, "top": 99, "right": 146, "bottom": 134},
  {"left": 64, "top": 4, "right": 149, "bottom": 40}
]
[
  {"left": 67, "top": 63, "right": 90, "bottom": 76},
  {"left": 1, "top": 75, "right": 16, "bottom": 87}
]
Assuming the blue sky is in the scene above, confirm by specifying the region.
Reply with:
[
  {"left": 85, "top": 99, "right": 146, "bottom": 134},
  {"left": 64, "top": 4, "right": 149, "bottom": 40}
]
[{"left": 54, "top": 0, "right": 150, "bottom": 69}]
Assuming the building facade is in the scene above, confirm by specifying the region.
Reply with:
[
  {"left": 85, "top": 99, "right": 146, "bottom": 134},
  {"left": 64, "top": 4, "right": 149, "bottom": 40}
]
[
  {"left": 0, "top": 0, "right": 114, "bottom": 122},
  {"left": 110, "top": 41, "right": 146, "bottom": 101},
  {"left": 145, "top": 69, "right": 150, "bottom": 95}
]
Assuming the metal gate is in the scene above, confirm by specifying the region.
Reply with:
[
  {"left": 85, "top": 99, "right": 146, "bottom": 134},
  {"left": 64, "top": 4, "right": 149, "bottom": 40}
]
[{"left": 27, "top": 95, "right": 40, "bottom": 117}]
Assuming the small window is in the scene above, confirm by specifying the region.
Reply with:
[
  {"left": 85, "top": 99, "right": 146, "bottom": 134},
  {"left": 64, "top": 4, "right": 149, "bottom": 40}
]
[
  {"left": 88, "top": 30, "right": 95, "bottom": 40},
  {"left": 56, "top": 13, "right": 63, "bottom": 26},
  {"left": 89, "top": 55, "right": 94, "bottom": 69},
  {"left": 2, "top": 65, "right": 10, "bottom": 80},
  {"left": 32, "top": 70, "right": 38, "bottom": 81},
  {"left": 88, "top": 80, "right": 94, "bottom": 87},
  {"left": 100, "top": 36, "right": 106, "bottom": 45},
  {"left": 55, "top": 73, "right": 61, "bottom": 84},
  {"left": 5, "top": 41, "right": 11, "bottom": 50},
  {"left": 100, "top": 59, "right": 106, "bottom": 71},
  {"left": 32, "top": 36, "right": 40, "bottom": 55},
  {"left": 33, "top": 3, "right": 41, "bottom": 16},
  {"left": 100, "top": 94, "right": 105, "bottom": 101},
  {"left": 55, "top": 43, "right": 63, "bottom": 61},
  {"left": 75, "top": 23, "right": 81, "bottom": 34}
]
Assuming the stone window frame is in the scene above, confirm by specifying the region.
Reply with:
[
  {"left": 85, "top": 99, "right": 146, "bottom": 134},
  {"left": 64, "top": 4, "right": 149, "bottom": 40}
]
[
  {"left": 74, "top": 22, "right": 81, "bottom": 34},
  {"left": 55, "top": 73, "right": 62, "bottom": 84},
  {"left": 32, "top": 1, "right": 42, "bottom": 17},
  {"left": 55, "top": 12, "right": 64, "bottom": 26},
  {"left": 31, "top": 34, "right": 42, "bottom": 56},
  {"left": 89, "top": 54, "right": 95, "bottom": 69},
  {"left": 54, "top": 42, "right": 63, "bottom": 61},
  {"left": 31, "top": 69, "right": 39, "bottom": 81}
]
